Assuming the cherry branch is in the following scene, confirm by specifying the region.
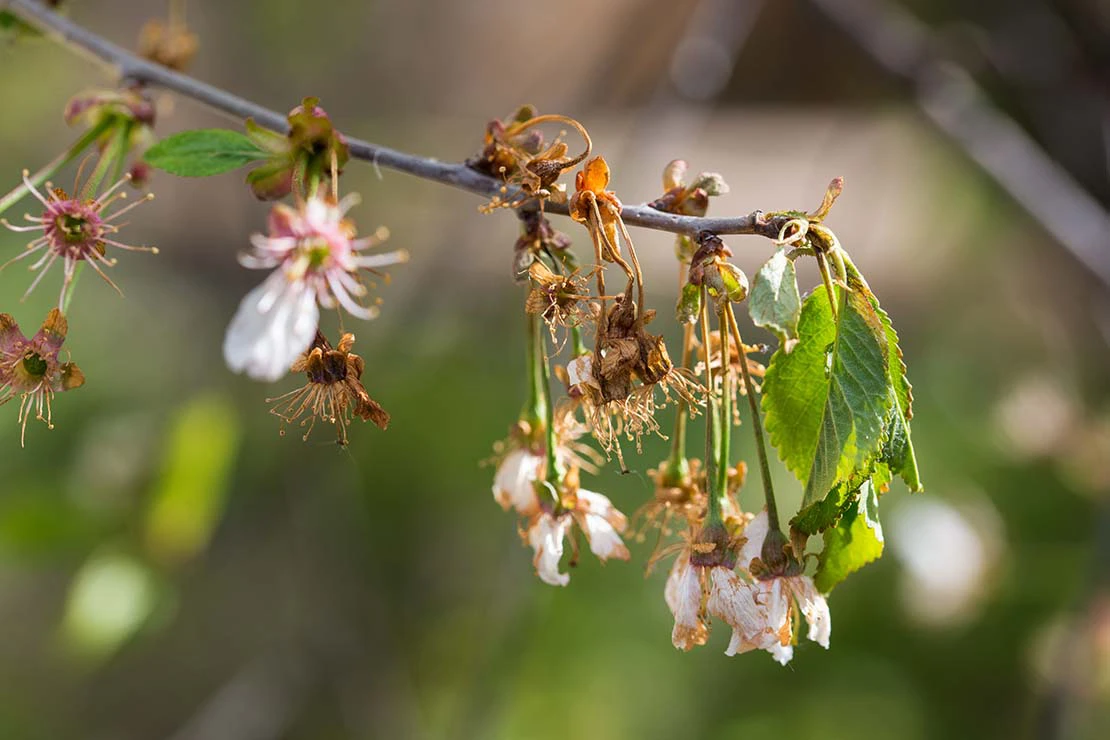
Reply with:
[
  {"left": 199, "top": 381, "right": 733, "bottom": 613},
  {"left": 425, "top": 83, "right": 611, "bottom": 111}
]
[{"left": 5, "top": 0, "right": 792, "bottom": 239}]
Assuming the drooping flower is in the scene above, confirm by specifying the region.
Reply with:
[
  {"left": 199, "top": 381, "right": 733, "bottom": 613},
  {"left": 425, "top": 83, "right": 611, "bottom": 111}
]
[
  {"left": 662, "top": 515, "right": 770, "bottom": 653},
  {"left": 732, "top": 510, "right": 832, "bottom": 664},
  {"left": 0, "top": 308, "right": 84, "bottom": 446},
  {"left": 491, "top": 408, "right": 599, "bottom": 516},
  {"left": 266, "top": 330, "right": 389, "bottom": 446},
  {"left": 222, "top": 193, "right": 407, "bottom": 381},
  {"left": 1, "top": 170, "right": 157, "bottom": 309},
  {"left": 524, "top": 482, "right": 630, "bottom": 586}
]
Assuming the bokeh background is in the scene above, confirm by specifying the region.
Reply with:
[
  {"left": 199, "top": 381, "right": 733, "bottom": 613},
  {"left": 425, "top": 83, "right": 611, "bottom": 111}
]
[{"left": 1, "top": 0, "right": 1109, "bottom": 738}]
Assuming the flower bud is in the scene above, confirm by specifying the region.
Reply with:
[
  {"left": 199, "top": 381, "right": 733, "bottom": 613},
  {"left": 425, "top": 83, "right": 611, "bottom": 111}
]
[
  {"left": 718, "top": 263, "right": 749, "bottom": 303},
  {"left": 676, "top": 282, "right": 702, "bottom": 325}
]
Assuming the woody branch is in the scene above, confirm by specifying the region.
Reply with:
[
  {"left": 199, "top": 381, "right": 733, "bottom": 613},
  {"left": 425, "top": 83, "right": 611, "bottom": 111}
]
[{"left": 4, "top": 0, "right": 794, "bottom": 239}]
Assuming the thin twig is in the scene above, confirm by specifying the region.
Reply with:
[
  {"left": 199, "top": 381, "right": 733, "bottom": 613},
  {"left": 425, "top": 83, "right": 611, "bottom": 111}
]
[{"left": 5, "top": 0, "right": 794, "bottom": 239}]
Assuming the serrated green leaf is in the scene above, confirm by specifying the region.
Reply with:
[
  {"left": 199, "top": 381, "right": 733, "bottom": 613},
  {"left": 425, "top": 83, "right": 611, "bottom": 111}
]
[
  {"left": 847, "top": 263, "right": 923, "bottom": 492},
  {"left": 762, "top": 273, "right": 892, "bottom": 532},
  {"left": 750, "top": 249, "right": 801, "bottom": 350},
  {"left": 144, "top": 129, "right": 270, "bottom": 177},
  {"left": 815, "top": 480, "right": 884, "bottom": 592}
]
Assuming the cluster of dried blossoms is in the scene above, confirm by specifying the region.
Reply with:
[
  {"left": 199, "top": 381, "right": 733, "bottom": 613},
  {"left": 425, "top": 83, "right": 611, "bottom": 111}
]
[{"left": 479, "top": 112, "right": 834, "bottom": 662}]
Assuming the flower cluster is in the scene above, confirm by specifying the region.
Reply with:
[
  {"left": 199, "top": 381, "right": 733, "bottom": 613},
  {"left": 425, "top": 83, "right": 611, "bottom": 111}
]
[{"left": 666, "top": 510, "right": 830, "bottom": 662}]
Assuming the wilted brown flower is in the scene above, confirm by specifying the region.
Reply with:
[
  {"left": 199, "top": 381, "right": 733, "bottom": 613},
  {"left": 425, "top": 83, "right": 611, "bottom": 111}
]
[{"left": 267, "top": 331, "right": 388, "bottom": 446}]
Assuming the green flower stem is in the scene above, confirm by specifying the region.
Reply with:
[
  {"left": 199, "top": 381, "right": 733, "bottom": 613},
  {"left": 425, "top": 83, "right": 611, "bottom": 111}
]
[
  {"left": 663, "top": 266, "right": 694, "bottom": 485},
  {"left": 0, "top": 118, "right": 113, "bottom": 218},
  {"left": 540, "top": 335, "right": 564, "bottom": 489},
  {"left": 570, "top": 324, "right": 587, "bottom": 357},
  {"left": 726, "top": 304, "right": 781, "bottom": 534},
  {"left": 523, "top": 312, "right": 546, "bottom": 433},
  {"left": 715, "top": 302, "right": 732, "bottom": 500},
  {"left": 700, "top": 288, "right": 723, "bottom": 525}
]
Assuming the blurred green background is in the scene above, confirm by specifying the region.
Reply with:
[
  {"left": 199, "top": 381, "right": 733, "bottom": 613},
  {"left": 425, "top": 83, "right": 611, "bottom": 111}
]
[{"left": 1, "top": 0, "right": 1109, "bottom": 738}]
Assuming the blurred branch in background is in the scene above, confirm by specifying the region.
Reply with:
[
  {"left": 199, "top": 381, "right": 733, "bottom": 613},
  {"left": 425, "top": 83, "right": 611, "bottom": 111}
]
[{"left": 809, "top": 0, "right": 1110, "bottom": 291}]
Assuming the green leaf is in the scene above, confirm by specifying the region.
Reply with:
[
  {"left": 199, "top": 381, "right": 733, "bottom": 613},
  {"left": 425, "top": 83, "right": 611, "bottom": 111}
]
[
  {"left": 762, "top": 272, "right": 892, "bottom": 532},
  {"left": 749, "top": 249, "right": 801, "bottom": 350},
  {"left": 846, "top": 263, "right": 923, "bottom": 492},
  {"left": 144, "top": 129, "right": 270, "bottom": 177},
  {"left": 815, "top": 480, "right": 884, "bottom": 592}
]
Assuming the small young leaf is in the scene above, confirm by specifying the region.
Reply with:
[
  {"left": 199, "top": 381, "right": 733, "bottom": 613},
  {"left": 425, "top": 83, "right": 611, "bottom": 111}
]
[
  {"left": 750, "top": 249, "right": 801, "bottom": 351},
  {"left": 814, "top": 480, "right": 884, "bottom": 592},
  {"left": 145, "top": 129, "right": 270, "bottom": 177},
  {"left": 762, "top": 272, "right": 892, "bottom": 532}
]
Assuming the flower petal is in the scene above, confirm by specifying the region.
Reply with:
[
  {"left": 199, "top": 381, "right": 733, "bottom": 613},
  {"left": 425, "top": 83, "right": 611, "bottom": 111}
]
[
  {"left": 665, "top": 556, "right": 707, "bottom": 650},
  {"left": 788, "top": 575, "right": 831, "bottom": 648},
  {"left": 580, "top": 512, "right": 630, "bottom": 562},
  {"left": 738, "top": 509, "right": 769, "bottom": 570},
  {"left": 491, "top": 448, "right": 542, "bottom": 515},
  {"left": 223, "top": 272, "right": 319, "bottom": 382},
  {"left": 528, "top": 514, "right": 570, "bottom": 587}
]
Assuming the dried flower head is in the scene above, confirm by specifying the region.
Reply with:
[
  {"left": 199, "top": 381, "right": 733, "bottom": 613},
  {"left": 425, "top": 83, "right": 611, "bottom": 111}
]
[
  {"left": 524, "top": 260, "right": 597, "bottom": 348},
  {"left": 267, "top": 330, "right": 388, "bottom": 446},
  {"left": 223, "top": 192, "right": 407, "bottom": 381},
  {"left": 511, "top": 209, "right": 572, "bottom": 281},
  {"left": 138, "top": 16, "right": 199, "bottom": 72},
  {"left": 564, "top": 291, "right": 702, "bottom": 464},
  {"left": 467, "top": 105, "right": 547, "bottom": 180},
  {"left": 477, "top": 113, "right": 592, "bottom": 210},
  {"left": 0, "top": 308, "right": 84, "bottom": 446},
  {"left": 1, "top": 170, "right": 157, "bottom": 309}
]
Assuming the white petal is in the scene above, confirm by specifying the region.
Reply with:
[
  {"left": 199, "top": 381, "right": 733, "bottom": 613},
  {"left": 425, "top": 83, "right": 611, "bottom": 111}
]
[
  {"left": 491, "top": 449, "right": 542, "bottom": 515},
  {"left": 788, "top": 576, "right": 832, "bottom": 648},
  {"left": 576, "top": 488, "right": 627, "bottom": 531},
  {"left": 738, "top": 509, "right": 769, "bottom": 570},
  {"left": 581, "top": 512, "right": 629, "bottom": 562},
  {"left": 707, "top": 566, "right": 768, "bottom": 657},
  {"left": 665, "top": 556, "right": 705, "bottom": 651},
  {"left": 768, "top": 641, "right": 794, "bottom": 666},
  {"left": 528, "top": 514, "right": 570, "bottom": 587},
  {"left": 567, "top": 354, "right": 596, "bottom": 388},
  {"left": 223, "top": 272, "right": 318, "bottom": 382}
]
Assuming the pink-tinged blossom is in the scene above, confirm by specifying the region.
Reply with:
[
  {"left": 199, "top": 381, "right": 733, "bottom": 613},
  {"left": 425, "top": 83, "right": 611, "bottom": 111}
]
[
  {"left": 1, "top": 171, "right": 156, "bottom": 310},
  {"left": 524, "top": 487, "right": 630, "bottom": 587},
  {"left": 222, "top": 194, "right": 407, "bottom": 382},
  {"left": 0, "top": 309, "right": 84, "bottom": 446}
]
